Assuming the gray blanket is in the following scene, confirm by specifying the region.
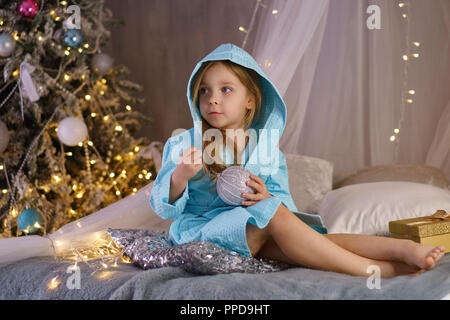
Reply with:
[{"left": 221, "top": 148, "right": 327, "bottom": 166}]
[{"left": 1, "top": 254, "right": 449, "bottom": 300}]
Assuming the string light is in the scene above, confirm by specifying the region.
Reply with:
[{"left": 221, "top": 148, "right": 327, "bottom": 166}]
[
  {"left": 240, "top": 0, "right": 271, "bottom": 49},
  {"left": 393, "top": 0, "right": 421, "bottom": 164}
]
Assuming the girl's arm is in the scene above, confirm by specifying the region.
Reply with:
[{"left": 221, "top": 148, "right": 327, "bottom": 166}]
[
  {"left": 169, "top": 167, "right": 188, "bottom": 204},
  {"left": 149, "top": 138, "right": 190, "bottom": 220}
]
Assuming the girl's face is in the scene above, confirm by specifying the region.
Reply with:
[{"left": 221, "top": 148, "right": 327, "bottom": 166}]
[{"left": 198, "top": 62, "right": 253, "bottom": 131}]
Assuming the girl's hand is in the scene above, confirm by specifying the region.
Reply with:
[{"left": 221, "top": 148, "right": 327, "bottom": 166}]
[
  {"left": 241, "top": 174, "right": 272, "bottom": 206},
  {"left": 174, "top": 147, "right": 203, "bottom": 182}
]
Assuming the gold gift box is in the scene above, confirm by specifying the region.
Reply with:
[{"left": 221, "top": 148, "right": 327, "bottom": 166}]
[{"left": 389, "top": 210, "right": 450, "bottom": 253}]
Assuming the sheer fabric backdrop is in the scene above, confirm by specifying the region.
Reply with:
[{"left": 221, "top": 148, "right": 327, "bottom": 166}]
[{"left": 252, "top": 0, "right": 450, "bottom": 182}]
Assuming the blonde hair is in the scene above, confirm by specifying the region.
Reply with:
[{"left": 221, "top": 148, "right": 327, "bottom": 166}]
[{"left": 190, "top": 60, "right": 262, "bottom": 186}]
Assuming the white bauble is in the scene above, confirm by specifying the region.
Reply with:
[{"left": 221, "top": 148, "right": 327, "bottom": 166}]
[
  {"left": 0, "top": 120, "right": 9, "bottom": 154},
  {"left": 91, "top": 53, "right": 114, "bottom": 75},
  {"left": 0, "top": 33, "right": 15, "bottom": 57},
  {"left": 216, "top": 166, "right": 255, "bottom": 206},
  {"left": 57, "top": 117, "right": 88, "bottom": 146}
]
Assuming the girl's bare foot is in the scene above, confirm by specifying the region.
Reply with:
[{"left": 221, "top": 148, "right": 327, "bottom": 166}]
[{"left": 403, "top": 242, "right": 445, "bottom": 270}]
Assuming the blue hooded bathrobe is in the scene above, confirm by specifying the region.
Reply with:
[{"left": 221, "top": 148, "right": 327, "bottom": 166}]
[{"left": 150, "top": 43, "right": 327, "bottom": 258}]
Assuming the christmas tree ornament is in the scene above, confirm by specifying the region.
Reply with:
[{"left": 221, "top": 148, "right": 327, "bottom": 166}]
[
  {"left": 216, "top": 166, "right": 255, "bottom": 206},
  {"left": 0, "top": 120, "right": 9, "bottom": 154},
  {"left": 17, "top": 207, "right": 43, "bottom": 234},
  {"left": 57, "top": 116, "right": 88, "bottom": 146},
  {"left": 63, "top": 29, "right": 83, "bottom": 47},
  {"left": 91, "top": 53, "right": 114, "bottom": 75},
  {"left": 0, "top": 33, "right": 15, "bottom": 57},
  {"left": 17, "top": 0, "right": 39, "bottom": 19}
]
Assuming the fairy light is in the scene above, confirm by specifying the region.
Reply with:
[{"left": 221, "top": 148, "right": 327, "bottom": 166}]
[
  {"left": 84, "top": 94, "right": 91, "bottom": 101},
  {"left": 48, "top": 277, "right": 60, "bottom": 290},
  {"left": 125, "top": 105, "right": 132, "bottom": 111},
  {"left": 393, "top": 0, "right": 420, "bottom": 163}
]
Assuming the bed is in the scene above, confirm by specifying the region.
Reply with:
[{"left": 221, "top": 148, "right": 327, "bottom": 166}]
[{"left": 1, "top": 153, "right": 449, "bottom": 300}]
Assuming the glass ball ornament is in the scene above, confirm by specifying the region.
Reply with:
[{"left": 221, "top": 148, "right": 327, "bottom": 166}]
[
  {"left": 57, "top": 116, "right": 88, "bottom": 146},
  {"left": 0, "top": 33, "right": 15, "bottom": 57},
  {"left": 216, "top": 166, "right": 255, "bottom": 206},
  {"left": 17, "top": 0, "right": 39, "bottom": 19},
  {"left": 63, "top": 29, "right": 83, "bottom": 48},
  {"left": 17, "top": 207, "right": 43, "bottom": 234},
  {"left": 0, "top": 120, "right": 9, "bottom": 154},
  {"left": 91, "top": 53, "right": 114, "bottom": 75}
]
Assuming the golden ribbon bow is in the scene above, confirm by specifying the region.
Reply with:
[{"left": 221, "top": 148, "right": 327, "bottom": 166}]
[
  {"left": 405, "top": 210, "right": 450, "bottom": 238},
  {"left": 427, "top": 210, "right": 450, "bottom": 221}
]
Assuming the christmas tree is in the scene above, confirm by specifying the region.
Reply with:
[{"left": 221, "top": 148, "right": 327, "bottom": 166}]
[{"left": 0, "top": 0, "right": 159, "bottom": 238}]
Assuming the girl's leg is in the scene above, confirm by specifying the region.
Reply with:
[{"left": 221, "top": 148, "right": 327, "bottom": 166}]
[
  {"left": 323, "top": 233, "right": 445, "bottom": 270},
  {"left": 254, "top": 204, "right": 439, "bottom": 278}
]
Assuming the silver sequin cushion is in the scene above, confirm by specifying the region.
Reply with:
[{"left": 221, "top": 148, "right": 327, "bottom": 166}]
[{"left": 107, "top": 228, "right": 291, "bottom": 275}]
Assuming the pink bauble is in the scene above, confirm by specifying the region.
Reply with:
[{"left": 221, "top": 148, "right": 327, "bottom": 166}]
[{"left": 18, "top": 0, "right": 39, "bottom": 19}]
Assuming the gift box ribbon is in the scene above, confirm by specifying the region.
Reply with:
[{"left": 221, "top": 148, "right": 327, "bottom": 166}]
[{"left": 405, "top": 210, "right": 450, "bottom": 238}]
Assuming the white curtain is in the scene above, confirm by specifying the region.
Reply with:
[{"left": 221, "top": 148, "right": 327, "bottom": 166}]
[{"left": 252, "top": 0, "right": 450, "bottom": 182}]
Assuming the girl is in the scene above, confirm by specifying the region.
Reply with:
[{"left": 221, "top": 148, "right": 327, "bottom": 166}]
[{"left": 150, "top": 43, "right": 445, "bottom": 278}]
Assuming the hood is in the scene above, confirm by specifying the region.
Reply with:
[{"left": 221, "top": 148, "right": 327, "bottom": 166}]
[{"left": 186, "top": 43, "right": 287, "bottom": 175}]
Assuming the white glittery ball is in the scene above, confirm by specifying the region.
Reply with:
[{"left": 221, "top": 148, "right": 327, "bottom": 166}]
[
  {"left": 91, "top": 53, "right": 114, "bottom": 75},
  {"left": 216, "top": 166, "right": 255, "bottom": 206},
  {"left": 57, "top": 116, "right": 88, "bottom": 146}
]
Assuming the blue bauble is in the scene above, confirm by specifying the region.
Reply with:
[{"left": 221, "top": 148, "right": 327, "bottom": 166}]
[
  {"left": 63, "top": 29, "right": 83, "bottom": 47},
  {"left": 216, "top": 166, "right": 255, "bottom": 206},
  {"left": 17, "top": 208, "right": 43, "bottom": 234}
]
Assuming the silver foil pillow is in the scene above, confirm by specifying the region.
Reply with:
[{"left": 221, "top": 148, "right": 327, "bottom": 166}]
[{"left": 107, "top": 228, "right": 290, "bottom": 275}]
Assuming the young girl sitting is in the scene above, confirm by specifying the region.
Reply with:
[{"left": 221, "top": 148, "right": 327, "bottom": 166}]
[{"left": 150, "top": 43, "right": 445, "bottom": 278}]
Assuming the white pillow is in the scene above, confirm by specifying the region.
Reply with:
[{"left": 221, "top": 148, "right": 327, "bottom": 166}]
[
  {"left": 318, "top": 181, "right": 450, "bottom": 236},
  {"left": 285, "top": 153, "right": 333, "bottom": 213}
]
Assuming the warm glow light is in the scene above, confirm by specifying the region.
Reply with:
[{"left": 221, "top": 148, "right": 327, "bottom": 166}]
[
  {"left": 48, "top": 277, "right": 60, "bottom": 290},
  {"left": 272, "top": 9, "right": 278, "bottom": 14},
  {"left": 91, "top": 113, "right": 97, "bottom": 117},
  {"left": 402, "top": 55, "right": 408, "bottom": 61},
  {"left": 413, "top": 42, "right": 420, "bottom": 47},
  {"left": 85, "top": 94, "right": 91, "bottom": 101},
  {"left": 115, "top": 190, "right": 121, "bottom": 196},
  {"left": 394, "top": 128, "right": 400, "bottom": 134},
  {"left": 408, "top": 90, "right": 415, "bottom": 95},
  {"left": 238, "top": 26, "right": 246, "bottom": 32},
  {"left": 402, "top": 14, "right": 407, "bottom": 18},
  {"left": 125, "top": 105, "right": 132, "bottom": 111},
  {"left": 390, "top": 135, "right": 396, "bottom": 141},
  {"left": 406, "top": 99, "right": 413, "bottom": 103},
  {"left": 2, "top": 189, "right": 7, "bottom": 194},
  {"left": 398, "top": 2, "right": 405, "bottom": 7},
  {"left": 412, "top": 53, "right": 419, "bottom": 58},
  {"left": 134, "top": 146, "right": 140, "bottom": 152},
  {"left": 114, "top": 125, "right": 123, "bottom": 132}
]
